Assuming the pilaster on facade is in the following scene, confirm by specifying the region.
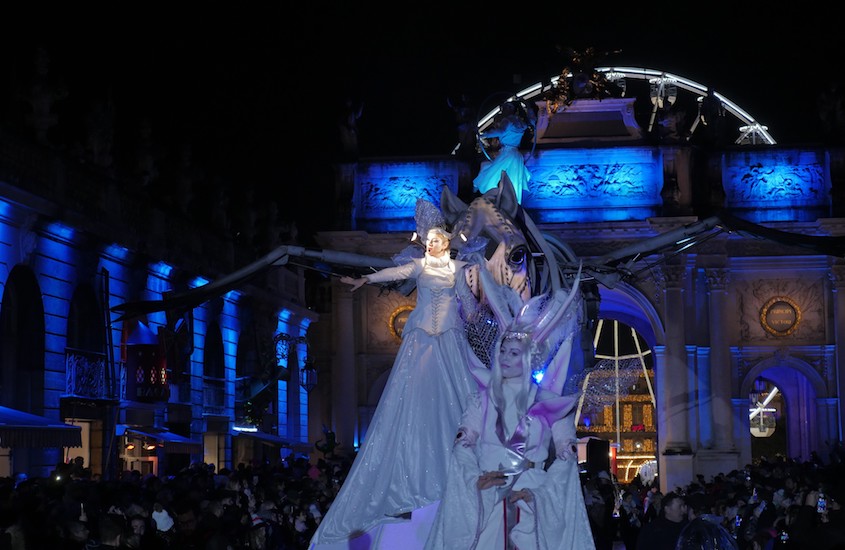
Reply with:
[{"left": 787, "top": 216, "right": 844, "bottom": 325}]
[
  {"left": 331, "top": 277, "right": 358, "bottom": 458},
  {"left": 653, "top": 345, "right": 692, "bottom": 456},
  {"left": 693, "top": 347, "right": 712, "bottom": 450},
  {"left": 704, "top": 266, "right": 735, "bottom": 452},
  {"left": 831, "top": 265, "right": 845, "bottom": 289},
  {"left": 660, "top": 261, "right": 687, "bottom": 290},
  {"left": 704, "top": 267, "right": 729, "bottom": 292},
  {"left": 830, "top": 263, "right": 845, "bottom": 448}
]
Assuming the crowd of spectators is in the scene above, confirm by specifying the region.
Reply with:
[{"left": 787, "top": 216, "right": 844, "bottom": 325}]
[
  {"left": 1, "top": 445, "right": 843, "bottom": 549},
  {"left": 0, "top": 454, "right": 351, "bottom": 549},
  {"left": 582, "top": 444, "right": 845, "bottom": 550}
]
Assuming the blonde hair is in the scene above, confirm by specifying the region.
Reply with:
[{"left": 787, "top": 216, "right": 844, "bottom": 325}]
[
  {"left": 489, "top": 334, "right": 536, "bottom": 426},
  {"left": 427, "top": 227, "right": 452, "bottom": 242}
]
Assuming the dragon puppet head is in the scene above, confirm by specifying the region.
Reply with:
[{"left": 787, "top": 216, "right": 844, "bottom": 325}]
[{"left": 440, "top": 174, "right": 531, "bottom": 303}]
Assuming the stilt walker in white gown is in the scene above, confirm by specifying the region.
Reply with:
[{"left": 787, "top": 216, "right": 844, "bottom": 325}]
[{"left": 309, "top": 205, "right": 484, "bottom": 549}]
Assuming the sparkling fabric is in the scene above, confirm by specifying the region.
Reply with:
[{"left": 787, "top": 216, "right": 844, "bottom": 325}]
[
  {"left": 425, "top": 391, "right": 594, "bottom": 550},
  {"left": 309, "top": 256, "right": 481, "bottom": 546},
  {"left": 425, "top": 270, "right": 594, "bottom": 550}
]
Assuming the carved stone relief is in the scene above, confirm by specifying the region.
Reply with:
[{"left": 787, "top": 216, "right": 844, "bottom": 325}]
[
  {"left": 359, "top": 176, "right": 452, "bottom": 217},
  {"left": 365, "top": 289, "right": 414, "bottom": 349},
  {"left": 723, "top": 158, "right": 826, "bottom": 206},
  {"left": 735, "top": 277, "right": 825, "bottom": 342}
]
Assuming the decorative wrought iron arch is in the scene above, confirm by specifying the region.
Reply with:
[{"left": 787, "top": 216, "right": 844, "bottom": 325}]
[{"left": 473, "top": 66, "right": 776, "bottom": 146}]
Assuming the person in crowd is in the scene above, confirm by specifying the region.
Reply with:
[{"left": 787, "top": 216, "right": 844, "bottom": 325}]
[
  {"left": 675, "top": 517, "right": 738, "bottom": 550},
  {"left": 643, "top": 487, "right": 664, "bottom": 524},
  {"left": 150, "top": 501, "right": 175, "bottom": 540},
  {"left": 618, "top": 490, "right": 644, "bottom": 550},
  {"left": 781, "top": 485, "right": 845, "bottom": 549},
  {"left": 425, "top": 261, "right": 592, "bottom": 549},
  {"left": 5, "top": 443, "right": 845, "bottom": 549},
  {"left": 309, "top": 216, "right": 484, "bottom": 547},
  {"left": 170, "top": 499, "right": 232, "bottom": 549},
  {"left": 636, "top": 490, "right": 689, "bottom": 550},
  {"left": 96, "top": 514, "right": 125, "bottom": 549},
  {"left": 591, "top": 470, "right": 620, "bottom": 550}
]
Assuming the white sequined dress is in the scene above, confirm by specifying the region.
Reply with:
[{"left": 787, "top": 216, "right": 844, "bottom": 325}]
[{"left": 309, "top": 253, "right": 481, "bottom": 547}]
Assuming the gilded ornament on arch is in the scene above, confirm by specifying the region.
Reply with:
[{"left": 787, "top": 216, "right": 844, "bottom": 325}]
[
  {"left": 760, "top": 296, "right": 801, "bottom": 336},
  {"left": 388, "top": 305, "right": 414, "bottom": 341}
]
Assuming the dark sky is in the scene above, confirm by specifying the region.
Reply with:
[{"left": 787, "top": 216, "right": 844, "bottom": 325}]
[{"left": 2, "top": 5, "right": 843, "bottom": 234}]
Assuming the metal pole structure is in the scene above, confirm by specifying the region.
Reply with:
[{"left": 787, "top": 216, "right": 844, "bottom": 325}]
[{"left": 101, "top": 268, "right": 119, "bottom": 480}]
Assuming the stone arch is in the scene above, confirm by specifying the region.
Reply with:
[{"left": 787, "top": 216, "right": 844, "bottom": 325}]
[
  {"left": 0, "top": 265, "right": 46, "bottom": 410},
  {"left": 236, "top": 320, "right": 258, "bottom": 376},
  {"left": 740, "top": 352, "right": 829, "bottom": 461},
  {"left": 597, "top": 281, "right": 665, "bottom": 349},
  {"left": 0, "top": 265, "right": 50, "bottom": 476}
]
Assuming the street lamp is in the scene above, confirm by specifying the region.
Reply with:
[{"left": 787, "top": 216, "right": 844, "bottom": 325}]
[
  {"left": 275, "top": 332, "right": 318, "bottom": 392},
  {"left": 300, "top": 357, "right": 317, "bottom": 393}
]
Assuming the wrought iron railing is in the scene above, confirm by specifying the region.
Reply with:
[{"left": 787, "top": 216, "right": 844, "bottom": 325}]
[
  {"left": 65, "top": 348, "right": 109, "bottom": 399},
  {"left": 203, "top": 377, "right": 226, "bottom": 416}
]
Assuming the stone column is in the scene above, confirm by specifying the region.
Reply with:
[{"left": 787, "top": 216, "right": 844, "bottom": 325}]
[
  {"left": 830, "top": 266, "right": 845, "bottom": 444},
  {"left": 705, "top": 268, "right": 735, "bottom": 451},
  {"left": 695, "top": 347, "right": 713, "bottom": 448},
  {"left": 289, "top": 320, "right": 312, "bottom": 442},
  {"left": 655, "top": 262, "right": 694, "bottom": 492},
  {"left": 658, "top": 262, "right": 692, "bottom": 453},
  {"left": 332, "top": 281, "right": 358, "bottom": 455},
  {"left": 816, "top": 397, "right": 838, "bottom": 455},
  {"left": 732, "top": 397, "right": 752, "bottom": 467}
]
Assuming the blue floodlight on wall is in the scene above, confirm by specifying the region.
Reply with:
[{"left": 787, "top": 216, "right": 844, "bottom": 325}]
[
  {"left": 352, "top": 162, "right": 461, "bottom": 232},
  {"left": 104, "top": 243, "right": 130, "bottom": 261},
  {"left": 0, "top": 199, "right": 12, "bottom": 219},
  {"left": 146, "top": 264, "right": 173, "bottom": 327},
  {"left": 277, "top": 309, "right": 293, "bottom": 328},
  {"left": 722, "top": 150, "right": 829, "bottom": 222},
  {"left": 189, "top": 275, "right": 209, "bottom": 288},
  {"left": 151, "top": 262, "right": 173, "bottom": 279},
  {"left": 524, "top": 147, "right": 663, "bottom": 223},
  {"left": 44, "top": 221, "right": 76, "bottom": 243}
]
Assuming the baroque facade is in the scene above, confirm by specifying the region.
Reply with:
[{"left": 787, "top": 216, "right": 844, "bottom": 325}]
[
  {"left": 308, "top": 96, "right": 845, "bottom": 493},
  {"left": 0, "top": 127, "right": 315, "bottom": 479}
]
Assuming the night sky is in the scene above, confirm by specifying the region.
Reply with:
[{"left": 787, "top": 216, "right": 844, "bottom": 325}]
[{"left": 2, "top": 5, "right": 842, "bottom": 239}]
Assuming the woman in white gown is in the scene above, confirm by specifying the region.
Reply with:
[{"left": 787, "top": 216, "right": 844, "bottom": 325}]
[
  {"left": 425, "top": 265, "right": 596, "bottom": 550},
  {"left": 309, "top": 226, "right": 483, "bottom": 547}
]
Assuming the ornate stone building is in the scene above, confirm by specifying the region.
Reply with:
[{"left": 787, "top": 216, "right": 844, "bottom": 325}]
[
  {"left": 0, "top": 49, "right": 315, "bottom": 478},
  {"left": 306, "top": 68, "right": 845, "bottom": 493}
]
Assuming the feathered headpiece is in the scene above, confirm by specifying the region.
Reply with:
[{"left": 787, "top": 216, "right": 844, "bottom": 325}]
[
  {"left": 476, "top": 259, "right": 583, "bottom": 396},
  {"left": 414, "top": 199, "right": 450, "bottom": 242}
]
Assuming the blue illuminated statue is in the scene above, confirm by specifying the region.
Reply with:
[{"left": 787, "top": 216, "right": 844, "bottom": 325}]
[{"left": 473, "top": 101, "right": 535, "bottom": 203}]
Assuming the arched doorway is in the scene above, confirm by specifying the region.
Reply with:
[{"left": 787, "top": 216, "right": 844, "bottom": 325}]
[
  {"left": 747, "top": 376, "right": 787, "bottom": 461},
  {"left": 575, "top": 317, "right": 656, "bottom": 484},
  {"left": 740, "top": 353, "right": 829, "bottom": 463},
  {"left": 0, "top": 265, "right": 51, "bottom": 477}
]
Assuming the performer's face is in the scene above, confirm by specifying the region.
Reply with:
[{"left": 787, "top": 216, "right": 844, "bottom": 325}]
[
  {"left": 426, "top": 230, "right": 450, "bottom": 257},
  {"left": 499, "top": 338, "right": 525, "bottom": 378}
]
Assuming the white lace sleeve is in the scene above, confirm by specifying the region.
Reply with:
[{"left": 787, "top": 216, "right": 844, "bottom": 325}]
[
  {"left": 455, "top": 392, "right": 483, "bottom": 448},
  {"left": 364, "top": 261, "right": 419, "bottom": 284}
]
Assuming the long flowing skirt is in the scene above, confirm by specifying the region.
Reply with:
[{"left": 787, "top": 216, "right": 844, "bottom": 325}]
[
  {"left": 473, "top": 146, "right": 531, "bottom": 201},
  {"left": 309, "top": 327, "right": 478, "bottom": 546}
]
